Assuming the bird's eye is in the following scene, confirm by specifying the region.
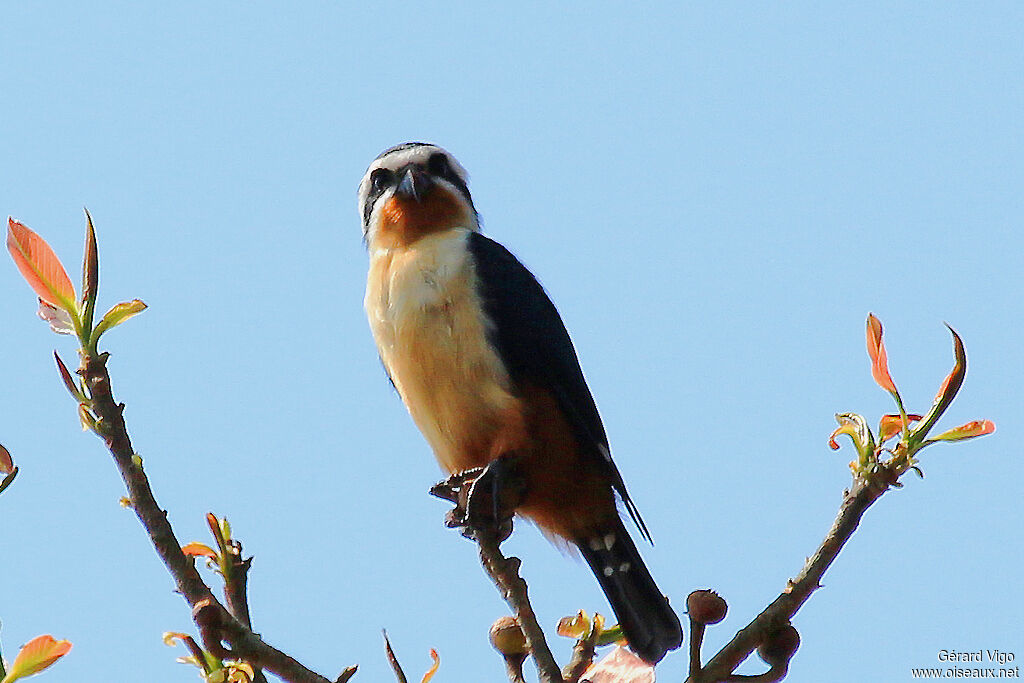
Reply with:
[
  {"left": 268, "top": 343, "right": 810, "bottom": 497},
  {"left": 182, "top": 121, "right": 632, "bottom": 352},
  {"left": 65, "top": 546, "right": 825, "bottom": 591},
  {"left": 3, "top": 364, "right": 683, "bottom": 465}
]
[
  {"left": 370, "top": 168, "right": 394, "bottom": 193},
  {"left": 427, "top": 152, "right": 451, "bottom": 178}
]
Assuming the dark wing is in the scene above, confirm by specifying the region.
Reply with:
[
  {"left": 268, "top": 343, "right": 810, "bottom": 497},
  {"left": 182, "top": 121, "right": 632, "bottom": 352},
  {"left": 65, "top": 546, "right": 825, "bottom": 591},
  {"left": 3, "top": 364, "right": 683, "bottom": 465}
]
[{"left": 467, "top": 232, "right": 651, "bottom": 543}]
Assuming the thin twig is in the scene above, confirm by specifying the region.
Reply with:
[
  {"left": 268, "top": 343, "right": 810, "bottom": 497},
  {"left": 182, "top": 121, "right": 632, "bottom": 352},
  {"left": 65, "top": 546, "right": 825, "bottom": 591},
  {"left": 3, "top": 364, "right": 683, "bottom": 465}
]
[
  {"left": 225, "top": 553, "right": 268, "bottom": 683},
  {"left": 336, "top": 666, "right": 359, "bottom": 683},
  {"left": 688, "top": 622, "right": 706, "bottom": 678},
  {"left": 476, "top": 532, "right": 564, "bottom": 683},
  {"left": 562, "top": 622, "right": 600, "bottom": 683},
  {"left": 502, "top": 655, "right": 528, "bottom": 683},
  {"left": 82, "top": 352, "right": 335, "bottom": 683},
  {"left": 224, "top": 551, "right": 255, "bottom": 629},
  {"left": 382, "top": 630, "right": 408, "bottom": 683},
  {"left": 212, "top": 526, "right": 267, "bottom": 683},
  {"left": 686, "top": 473, "right": 893, "bottom": 683},
  {"left": 721, "top": 663, "right": 787, "bottom": 682},
  {"left": 434, "top": 462, "right": 564, "bottom": 682}
]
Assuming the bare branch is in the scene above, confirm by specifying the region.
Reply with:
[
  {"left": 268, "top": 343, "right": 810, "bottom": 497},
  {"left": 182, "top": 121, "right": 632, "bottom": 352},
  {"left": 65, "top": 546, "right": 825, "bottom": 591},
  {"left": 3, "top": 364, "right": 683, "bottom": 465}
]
[
  {"left": 433, "top": 462, "right": 564, "bottom": 683},
  {"left": 477, "top": 534, "right": 564, "bottom": 682},
  {"left": 687, "top": 473, "right": 891, "bottom": 683},
  {"left": 561, "top": 620, "right": 600, "bottom": 683},
  {"left": 81, "top": 352, "right": 337, "bottom": 683},
  {"left": 721, "top": 663, "right": 787, "bottom": 682},
  {"left": 224, "top": 555, "right": 268, "bottom": 683},
  {"left": 336, "top": 666, "right": 359, "bottom": 683},
  {"left": 204, "top": 515, "right": 268, "bottom": 683},
  {"left": 219, "top": 540, "right": 256, "bottom": 630}
]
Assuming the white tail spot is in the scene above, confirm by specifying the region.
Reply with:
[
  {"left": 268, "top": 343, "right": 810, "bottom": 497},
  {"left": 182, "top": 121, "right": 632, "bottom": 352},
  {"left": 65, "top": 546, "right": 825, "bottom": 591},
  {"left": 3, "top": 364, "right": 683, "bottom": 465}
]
[
  {"left": 604, "top": 533, "right": 616, "bottom": 550},
  {"left": 603, "top": 566, "right": 615, "bottom": 577},
  {"left": 589, "top": 537, "right": 604, "bottom": 551},
  {"left": 618, "top": 562, "right": 631, "bottom": 572}
]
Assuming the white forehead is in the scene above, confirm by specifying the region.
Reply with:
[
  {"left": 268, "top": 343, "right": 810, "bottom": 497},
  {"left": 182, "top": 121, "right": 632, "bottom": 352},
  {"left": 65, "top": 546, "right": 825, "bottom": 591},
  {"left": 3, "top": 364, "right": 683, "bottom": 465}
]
[
  {"left": 371, "top": 144, "right": 467, "bottom": 177},
  {"left": 357, "top": 144, "right": 469, "bottom": 205}
]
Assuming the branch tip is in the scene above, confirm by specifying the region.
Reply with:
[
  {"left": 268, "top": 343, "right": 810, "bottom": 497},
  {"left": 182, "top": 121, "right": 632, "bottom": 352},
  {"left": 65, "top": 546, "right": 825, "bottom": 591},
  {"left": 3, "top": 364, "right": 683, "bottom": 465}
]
[
  {"left": 336, "top": 665, "right": 358, "bottom": 683},
  {"left": 382, "top": 630, "right": 408, "bottom": 683}
]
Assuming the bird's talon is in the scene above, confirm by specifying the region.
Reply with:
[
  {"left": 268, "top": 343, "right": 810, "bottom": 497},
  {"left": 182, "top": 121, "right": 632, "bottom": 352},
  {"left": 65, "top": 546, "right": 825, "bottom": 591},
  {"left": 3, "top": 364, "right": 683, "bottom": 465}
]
[
  {"left": 431, "top": 457, "right": 525, "bottom": 544},
  {"left": 467, "top": 455, "right": 524, "bottom": 521},
  {"left": 430, "top": 467, "right": 485, "bottom": 503},
  {"left": 444, "top": 509, "right": 466, "bottom": 529}
]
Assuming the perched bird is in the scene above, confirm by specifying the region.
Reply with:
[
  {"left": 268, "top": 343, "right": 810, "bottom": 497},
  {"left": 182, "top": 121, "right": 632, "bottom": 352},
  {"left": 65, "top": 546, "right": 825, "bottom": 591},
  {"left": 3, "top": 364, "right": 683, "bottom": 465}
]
[{"left": 359, "top": 142, "right": 682, "bottom": 664}]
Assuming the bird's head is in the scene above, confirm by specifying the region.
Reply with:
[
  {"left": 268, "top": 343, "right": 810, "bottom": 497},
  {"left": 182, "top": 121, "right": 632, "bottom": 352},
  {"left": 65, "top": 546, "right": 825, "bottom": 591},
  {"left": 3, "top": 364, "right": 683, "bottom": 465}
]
[{"left": 358, "top": 142, "right": 479, "bottom": 249}]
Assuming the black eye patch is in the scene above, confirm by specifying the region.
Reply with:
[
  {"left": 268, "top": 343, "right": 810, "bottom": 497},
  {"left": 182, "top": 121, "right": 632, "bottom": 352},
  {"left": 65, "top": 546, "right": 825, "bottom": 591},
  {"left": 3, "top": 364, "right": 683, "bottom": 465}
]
[
  {"left": 363, "top": 167, "right": 396, "bottom": 228},
  {"left": 371, "top": 168, "right": 395, "bottom": 193},
  {"left": 427, "top": 152, "right": 474, "bottom": 207},
  {"left": 427, "top": 152, "right": 451, "bottom": 178}
]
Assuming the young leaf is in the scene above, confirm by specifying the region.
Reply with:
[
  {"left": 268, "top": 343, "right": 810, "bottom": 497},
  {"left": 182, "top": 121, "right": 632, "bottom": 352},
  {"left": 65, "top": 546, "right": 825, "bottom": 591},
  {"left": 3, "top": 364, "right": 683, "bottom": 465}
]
[
  {"left": 163, "top": 632, "right": 217, "bottom": 676},
  {"left": 182, "top": 542, "right": 218, "bottom": 559},
  {"left": 596, "top": 623, "right": 627, "bottom": 647},
  {"left": 928, "top": 420, "right": 995, "bottom": 443},
  {"left": 91, "top": 299, "right": 148, "bottom": 342},
  {"left": 912, "top": 324, "right": 968, "bottom": 442},
  {"left": 877, "top": 413, "right": 924, "bottom": 444},
  {"left": 420, "top": 649, "right": 440, "bottom": 683},
  {"left": 557, "top": 610, "right": 591, "bottom": 639},
  {"left": 7, "top": 218, "right": 77, "bottom": 314},
  {"left": 0, "top": 443, "right": 16, "bottom": 496},
  {"left": 0, "top": 467, "right": 19, "bottom": 497},
  {"left": 866, "top": 314, "right": 898, "bottom": 394},
  {"left": 162, "top": 631, "right": 194, "bottom": 647},
  {"left": 829, "top": 412, "right": 875, "bottom": 465},
  {"left": 935, "top": 324, "right": 967, "bottom": 403},
  {"left": 206, "top": 513, "right": 231, "bottom": 544},
  {"left": 81, "top": 208, "right": 99, "bottom": 332},
  {"left": 37, "top": 299, "right": 76, "bottom": 335},
  {"left": 226, "top": 662, "right": 256, "bottom": 682},
  {"left": 78, "top": 404, "right": 98, "bottom": 432},
  {"left": 1, "top": 635, "right": 71, "bottom": 682},
  {"left": 53, "top": 352, "right": 85, "bottom": 402},
  {"left": 0, "top": 443, "right": 13, "bottom": 475}
]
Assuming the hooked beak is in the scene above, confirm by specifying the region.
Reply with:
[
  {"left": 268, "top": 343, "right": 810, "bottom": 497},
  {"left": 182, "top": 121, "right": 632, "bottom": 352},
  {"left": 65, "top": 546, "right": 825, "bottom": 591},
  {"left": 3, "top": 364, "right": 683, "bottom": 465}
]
[{"left": 395, "top": 167, "right": 433, "bottom": 202}]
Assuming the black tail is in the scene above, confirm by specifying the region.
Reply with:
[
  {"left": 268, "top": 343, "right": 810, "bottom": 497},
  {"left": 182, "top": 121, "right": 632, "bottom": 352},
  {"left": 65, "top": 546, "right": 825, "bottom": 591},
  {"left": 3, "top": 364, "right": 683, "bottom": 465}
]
[{"left": 577, "top": 518, "right": 682, "bottom": 664}]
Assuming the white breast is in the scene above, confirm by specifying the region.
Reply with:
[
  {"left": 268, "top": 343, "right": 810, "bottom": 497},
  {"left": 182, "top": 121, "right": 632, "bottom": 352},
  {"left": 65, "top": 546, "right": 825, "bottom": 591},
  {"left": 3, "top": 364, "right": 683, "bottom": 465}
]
[{"left": 364, "top": 229, "right": 518, "bottom": 472}]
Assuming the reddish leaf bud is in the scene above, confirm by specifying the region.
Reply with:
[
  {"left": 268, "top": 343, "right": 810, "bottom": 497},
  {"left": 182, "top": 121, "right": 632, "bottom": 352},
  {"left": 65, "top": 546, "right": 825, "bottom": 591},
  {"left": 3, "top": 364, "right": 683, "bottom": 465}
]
[
  {"left": 687, "top": 589, "right": 728, "bottom": 625},
  {"left": 757, "top": 623, "right": 800, "bottom": 667},
  {"left": 489, "top": 616, "right": 528, "bottom": 656},
  {"left": 866, "top": 314, "right": 898, "bottom": 394},
  {"left": 0, "top": 443, "right": 13, "bottom": 475}
]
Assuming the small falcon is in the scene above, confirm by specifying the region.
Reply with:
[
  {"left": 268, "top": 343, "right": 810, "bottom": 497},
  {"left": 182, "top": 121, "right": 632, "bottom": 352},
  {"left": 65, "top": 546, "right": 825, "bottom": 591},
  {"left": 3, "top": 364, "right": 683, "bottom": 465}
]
[{"left": 359, "top": 142, "right": 682, "bottom": 664}]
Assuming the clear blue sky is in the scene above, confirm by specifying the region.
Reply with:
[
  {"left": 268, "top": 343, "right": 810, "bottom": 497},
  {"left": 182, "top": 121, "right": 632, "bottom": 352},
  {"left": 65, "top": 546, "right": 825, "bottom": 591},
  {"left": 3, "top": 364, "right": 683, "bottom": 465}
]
[{"left": 2, "top": 3, "right": 1020, "bottom": 682}]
